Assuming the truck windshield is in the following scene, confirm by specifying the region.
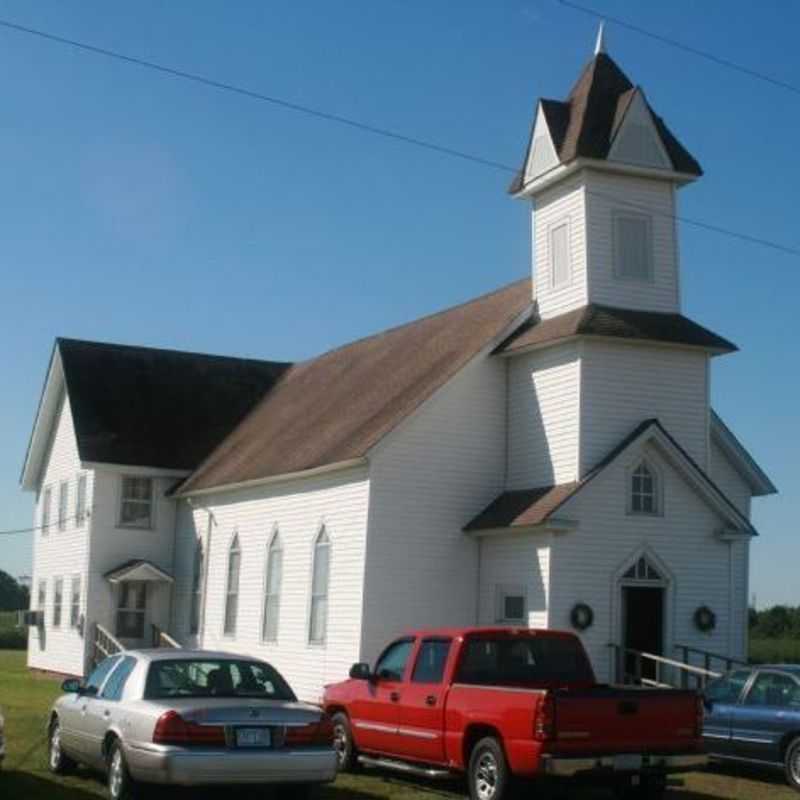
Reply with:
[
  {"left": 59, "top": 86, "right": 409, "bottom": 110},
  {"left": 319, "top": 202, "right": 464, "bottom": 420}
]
[
  {"left": 144, "top": 659, "right": 296, "bottom": 700},
  {"left": 456, "top": 636, "right": 594, "bottom": 687}
]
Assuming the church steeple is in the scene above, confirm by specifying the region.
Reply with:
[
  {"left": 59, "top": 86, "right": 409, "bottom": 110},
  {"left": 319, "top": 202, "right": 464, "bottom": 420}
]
[{"left": 509, "top": 37, "right": 703, "bottom": 320}]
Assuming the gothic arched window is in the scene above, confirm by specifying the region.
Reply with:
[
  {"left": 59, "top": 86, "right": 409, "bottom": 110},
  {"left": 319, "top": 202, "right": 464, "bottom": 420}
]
[
  {"left": 223, "top": 534, "right": 241, "bottom": 636},
  {"left": 308, "top": 527, "right": 330, "bottom": 644},
  {"left": 262, "top": 531, "right": 283, "bottom": 642},
  {"left": 630, "top": 460, "right": 659, "bottom": 515}
]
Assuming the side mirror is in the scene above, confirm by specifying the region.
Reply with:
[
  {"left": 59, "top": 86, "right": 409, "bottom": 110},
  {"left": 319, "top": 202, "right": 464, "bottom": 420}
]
[
  {"left": 349, "top": 662, "right": 372, "bottom": 681},
  {"left": 79, "top": 685, "right": 98, "bottom": 698},
  {"left": 61, "top": 678, "right": 81, "bottom": 694}
]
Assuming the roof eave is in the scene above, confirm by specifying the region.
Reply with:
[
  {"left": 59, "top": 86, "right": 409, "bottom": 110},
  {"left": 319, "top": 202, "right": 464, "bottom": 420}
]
[{"left": 464, "top": 517, "right": 579, "bottom": 537}]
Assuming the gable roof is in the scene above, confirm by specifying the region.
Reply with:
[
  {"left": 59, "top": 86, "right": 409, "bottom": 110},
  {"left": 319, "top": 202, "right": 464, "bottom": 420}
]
[
  {"left": 496, "top": 303, "right": 737, "bottom": 356},
  {"left": 509, "top": 53, "right": 702, "bottom": 194},
  {"left": 176, "top": 279, "right": 533, "bottom": 495},
  {"left": 21, "top": 339, "right": 290, "bottom": 488},
  {"left": 465, "top": 419, "right": 757, "bottom": 535},
  {"left": 711, "top": 410, "right": 777, "bottom": 496}
]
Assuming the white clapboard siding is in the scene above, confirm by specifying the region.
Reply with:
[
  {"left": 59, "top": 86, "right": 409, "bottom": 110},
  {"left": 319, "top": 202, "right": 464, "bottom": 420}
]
[
  {"left": 86, "top": 471, "right": 178, "bottom": 650},
  {"left": 478, "top": 533, "right": 551, "bottom": 629},
  {"left": 507, "top": 342, "right": 580, "bottom": 489},
  {"left": 28, "top": 392, "right": 93, "bottom": 676},
  {"left": 172, "top": 466, "right": 370, "bottom": 703},
  {"left": 549, "top": 443, "right": 746, "bottom": 681},
  {"left": 533, "top": 175, "right": 588, "bottom": 319},
  {"left": 710, "top": 440, "right": 752, "bottom": 518},
  {"left": 580, "top": 341, "right": 709, "bottom": 473},
  {"left": 584, "top": 171, "right": 679, "bottom": 313},
  {"left": 361, "top": 352, "right": 507, "bottom": 664}
]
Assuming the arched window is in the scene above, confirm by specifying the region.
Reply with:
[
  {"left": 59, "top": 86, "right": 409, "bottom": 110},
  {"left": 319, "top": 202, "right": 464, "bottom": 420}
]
[
  {"left": 630, "top": 460, "right": 659, "bottom": 515},
  {"left": 622, "top": 555, "right": 664, "bottom": 583},
  {"left": 224, "top": 534, "right": 241, "bottom": 636},
  {"left": 189, "top": 538, "right": 204, "bottom": 635},
  {"left": 308, "top": 527, "right": 330, "bottom": 644},
  {"left": 262, "top": 532, "right": 283, "bottom": 642}
]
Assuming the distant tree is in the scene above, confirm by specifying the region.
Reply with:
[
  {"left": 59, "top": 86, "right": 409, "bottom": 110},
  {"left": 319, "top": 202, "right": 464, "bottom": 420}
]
[{"left": 0, "top": 570, "right": 28, "bottom": 611}]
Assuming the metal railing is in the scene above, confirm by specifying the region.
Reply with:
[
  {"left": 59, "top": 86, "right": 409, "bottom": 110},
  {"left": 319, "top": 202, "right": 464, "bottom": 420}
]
[
  {"left": 151, "top": 624, "right": 181, "bottom": 649},
  {"left": 609, "top": 643, "right": 722, "bottom": 689},
  {"left": 673, "top": 644, "right": 748, "bottom": 686},
  {"left": 93, "top": 623, "right": 123, "bottom": 665}
]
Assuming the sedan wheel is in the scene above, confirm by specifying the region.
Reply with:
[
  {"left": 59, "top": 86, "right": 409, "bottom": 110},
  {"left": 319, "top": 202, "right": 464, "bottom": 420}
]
[
  {"left": 48, "top": 720, "right": 75, "bottom": 774},
  {"left": 786, "top": 737, "right": 800, "bottom": 791},
  {"left": 107, "top": 740, "right": 136, "bottom": 800}
]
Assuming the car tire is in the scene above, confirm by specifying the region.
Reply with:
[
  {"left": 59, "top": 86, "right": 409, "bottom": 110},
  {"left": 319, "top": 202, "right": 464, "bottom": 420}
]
[
  {"left": 468, "top": 737, "right": 509, "bottom": 800},
  {"left": 331, "top": 712, "right": 359, "bottom": 772},
  {"left": 107, "top": 740, "right": 137, "bottom": 800},
  {"left": 48, "top": 718, "right": 76, "bottom": 774},
  {"left": 785, "top": 736, "right": 800, "bottom": 792}
]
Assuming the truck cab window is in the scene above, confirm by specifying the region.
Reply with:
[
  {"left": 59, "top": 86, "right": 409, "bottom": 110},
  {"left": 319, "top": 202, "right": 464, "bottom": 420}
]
[
  {"left": 375, "top": 639, "right": 414, "bottom": 681},
  {"left": 412, "top": 639, "right": 451, "bottom": 684}
]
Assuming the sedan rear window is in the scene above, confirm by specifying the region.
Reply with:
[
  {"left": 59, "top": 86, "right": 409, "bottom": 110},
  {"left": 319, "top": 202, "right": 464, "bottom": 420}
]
[
  {"left": 145, "top": 659, "right": 296, "bottom": 701},
  {"left": 456, "top": 635, "right": 594, "bottom": 687}
]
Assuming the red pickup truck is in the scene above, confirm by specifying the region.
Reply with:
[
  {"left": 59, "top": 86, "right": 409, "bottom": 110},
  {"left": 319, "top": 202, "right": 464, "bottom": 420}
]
[{"left": 323, "top": 627, "right": 706, "bottom": 800}]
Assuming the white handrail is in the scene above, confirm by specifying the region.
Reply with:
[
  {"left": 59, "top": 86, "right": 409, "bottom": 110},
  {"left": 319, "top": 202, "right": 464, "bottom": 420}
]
[
  {"left": 159, "top": 630, "right": 182, "bottom": 649},
  {"left": 94, "top": 623, "right": 124, "bottom": 658}
]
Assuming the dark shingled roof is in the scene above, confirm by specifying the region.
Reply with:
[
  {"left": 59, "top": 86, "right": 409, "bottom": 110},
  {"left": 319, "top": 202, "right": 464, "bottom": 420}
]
[
  {"left": 496, "top": 304, "right": 737, "bottom": 355},
  {"left": 176, "top": 279, "right": 533, "bottom": 494},
  {"left": 58, "top": 338, "right": 291, "bottom": 471},
  {"left": 464, "top": 484, "right": 580, "bottom": 532},
  {"left": 508, "top": 53, "right": 702, "bottom": 194}
]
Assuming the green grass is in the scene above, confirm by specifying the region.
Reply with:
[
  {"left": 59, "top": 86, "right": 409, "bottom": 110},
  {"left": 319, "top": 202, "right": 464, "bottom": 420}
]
[
  {"left": 750, "top": 637, "right": 800, "bottom": 665},
  {"left": 0, "top": 649, "right": 795, "bottom": 799}
]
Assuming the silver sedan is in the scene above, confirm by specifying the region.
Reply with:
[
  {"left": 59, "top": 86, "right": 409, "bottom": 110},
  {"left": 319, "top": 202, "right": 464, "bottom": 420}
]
[{"left": 47, "top": 649, "right": 337, "bottom": 799}]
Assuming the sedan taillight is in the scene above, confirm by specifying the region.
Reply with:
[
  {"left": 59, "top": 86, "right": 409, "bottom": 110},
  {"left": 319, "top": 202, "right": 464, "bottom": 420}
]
[
  {"left": 153, "top": 710, "right": 226, "bottom": 747},
  {"left": 284, "top": 714, "right": 335, "bottom": 748}
]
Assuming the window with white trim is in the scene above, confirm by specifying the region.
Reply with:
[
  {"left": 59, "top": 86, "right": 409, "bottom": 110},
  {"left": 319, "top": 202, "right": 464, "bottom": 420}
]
[
  {"left": 37, "top": 580, "right": 46, "bottom": 613},
  {"left": 119, "top": 477, "right": 153, "bottom": 529},
  {"left": 630, "top": 460, "right": 659, "bottom": 515},
  {"left": 58, "top": 481, "right": 68, "bottom": 531},
  {"left": 224, "top": 535, "right": 241, "bottom": 636},
  {"left": 550, "top": 221, "right": 571, "bottom": 287},
  {"left": 189, "top": 538, "right": 204, "bottom": 635},
  {"left": 622, "top": 555, "right": 663, "bottom": 583},
  {"left": 309, "top": 528, "right": 330, "bottom": 644},
  {"left": 70, "top": 574, "right": 81, "bottom": 628},
  {"left": 614, "top": 212, "right": 653, "bottom": 281},
  {"left": 262, "top": 532, "right": 283, "bottom": 642},
  {"left": 496, "top": 585, "right": 527, "bottom": 624},
  {"left": 53, "top": 577, "right": 63, "bottom": 628},
  {"left": 41, "top": 487, "right": 52, "bottom": 534},
  {"left": 75, "top": 474, "right": 87, "bottom": 526}
]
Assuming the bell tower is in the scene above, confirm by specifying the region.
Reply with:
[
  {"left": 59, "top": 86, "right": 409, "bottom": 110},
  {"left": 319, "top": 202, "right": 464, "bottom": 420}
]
[{"left": 509, "top": 28, "right": 703, "bottom": 320}]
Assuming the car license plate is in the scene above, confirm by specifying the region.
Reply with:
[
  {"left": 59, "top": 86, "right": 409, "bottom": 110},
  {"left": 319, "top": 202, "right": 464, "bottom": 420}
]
[
  {"left": 235, "top": 727, "right": 271, "bottom": 748},
  {"left": 614, "top": 754, "right": 643, "bottom": 771}
]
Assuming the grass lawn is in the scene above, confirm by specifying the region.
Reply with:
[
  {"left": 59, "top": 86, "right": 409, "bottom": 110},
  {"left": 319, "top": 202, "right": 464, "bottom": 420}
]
[
  {"left": 750, "top": 638, "right": 800, "bottom": 665},
  {"left": 0, "top": 650, "right": 795, "bottom": 800}
]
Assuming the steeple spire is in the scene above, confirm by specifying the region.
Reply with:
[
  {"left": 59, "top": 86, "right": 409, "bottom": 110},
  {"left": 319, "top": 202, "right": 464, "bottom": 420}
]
[{"left": 594, "top": 21, "right": 606, "bottom": 55}]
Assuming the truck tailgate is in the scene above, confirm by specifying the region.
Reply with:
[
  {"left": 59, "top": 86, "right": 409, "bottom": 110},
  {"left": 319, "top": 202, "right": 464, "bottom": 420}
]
[{"left": 553, "top": 687, "right": 699, "bottom": 754}]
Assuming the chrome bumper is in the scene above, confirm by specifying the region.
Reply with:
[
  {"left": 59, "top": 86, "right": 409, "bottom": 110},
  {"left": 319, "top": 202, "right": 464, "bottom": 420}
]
[
  {"left": 542, "top": 753, "right": 708, "bottom": 777},
  {"left": 125, "top": 743, "right": 338, "bottom": 786}
]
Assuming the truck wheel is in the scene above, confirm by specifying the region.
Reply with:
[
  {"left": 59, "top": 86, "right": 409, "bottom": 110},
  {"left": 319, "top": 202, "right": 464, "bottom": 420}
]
[
  {"left": 48, "top": 718, "right": 76, "bottom": 774},
  {"left": 468, "top": 737, "right": 509, "bottom": 800},
  {"left": 331, "top": 712, "right": 358, "bottom": 772},
  {"left": 786, "top": 736, "right": 800, "bottom": 792}
]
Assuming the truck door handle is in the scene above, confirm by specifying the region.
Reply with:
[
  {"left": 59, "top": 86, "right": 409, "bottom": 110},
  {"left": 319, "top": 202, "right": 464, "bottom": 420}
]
[
  {"left": 425, "top": 695, "right": 437, "bottom": 706},
  {"left": 390, "top": 692, "right": 400, "bottom": 702}
]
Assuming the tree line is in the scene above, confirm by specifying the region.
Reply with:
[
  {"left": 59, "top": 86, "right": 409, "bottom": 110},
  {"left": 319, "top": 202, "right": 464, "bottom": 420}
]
[
  {"left": 749, "top": 605, "right": 800, "bottom": 639},
  {"left": 0, "top": 569, "right": 30, "bottom": 611}
]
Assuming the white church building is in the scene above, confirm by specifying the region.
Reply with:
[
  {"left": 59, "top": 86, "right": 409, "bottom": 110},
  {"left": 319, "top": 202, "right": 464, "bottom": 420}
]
[{"left": 21, "top": 37, "right": 775, "bottom": 700}]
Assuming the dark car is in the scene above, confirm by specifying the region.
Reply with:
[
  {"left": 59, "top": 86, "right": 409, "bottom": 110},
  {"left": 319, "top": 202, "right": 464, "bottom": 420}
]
[{"left": 703, "top": 665, "right": 800, "bottom": 791}]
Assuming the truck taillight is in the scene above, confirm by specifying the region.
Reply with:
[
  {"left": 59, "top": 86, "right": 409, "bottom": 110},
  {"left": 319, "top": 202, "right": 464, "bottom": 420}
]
[
  {"left": 695, "top": 694, "right": 705, "bottom": 738},
  {"left": 534, "top": 692, "right": 555, "bottom": 742},
  {"left": 284, "top": 714, "right": 335, "bottom": 748},
  {"left": 153, "top": 710, "right": 226, "bottom": 747}
]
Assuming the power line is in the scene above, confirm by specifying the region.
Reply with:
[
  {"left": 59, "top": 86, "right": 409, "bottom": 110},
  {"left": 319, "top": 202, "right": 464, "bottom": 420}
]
[
  {"left": 0, "top": 511, "right": 92, "bottom": 536},
  {"left": 558, "top": 0, "right": 800, "bottom": 96},
  {"left": 0, "top": 15, "right": 797, "bottom": 258}
]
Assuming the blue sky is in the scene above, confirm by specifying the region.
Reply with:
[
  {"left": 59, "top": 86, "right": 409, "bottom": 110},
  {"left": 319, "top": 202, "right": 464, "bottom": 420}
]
[{"left": 0, "top": 0, "right": 796, "bottom": 607}]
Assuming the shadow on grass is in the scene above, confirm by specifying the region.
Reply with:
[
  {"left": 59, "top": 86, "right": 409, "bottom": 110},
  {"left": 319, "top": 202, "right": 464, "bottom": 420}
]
[{"left": 1, "top": 770, "right": 104, "bottom": 800}]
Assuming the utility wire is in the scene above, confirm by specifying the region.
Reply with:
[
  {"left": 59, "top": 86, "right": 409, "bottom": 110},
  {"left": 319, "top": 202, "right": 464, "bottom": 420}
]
[
  {"left": 0, "top": 16, "right": 797, "bottom": 257},
  {"left": 558, "top": 0, "right": 800, "bottom": 96},
  {"left": 0, "top": 511, "right": 92, "bottom": 535}
]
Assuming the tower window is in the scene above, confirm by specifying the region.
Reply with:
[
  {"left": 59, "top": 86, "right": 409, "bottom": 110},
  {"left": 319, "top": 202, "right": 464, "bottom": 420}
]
[
  {"left": 550, "top": 221, "right": 571, "bottom": 288},
  {"left": 614, "top": 212, "right": 653, "bottom": 281}
]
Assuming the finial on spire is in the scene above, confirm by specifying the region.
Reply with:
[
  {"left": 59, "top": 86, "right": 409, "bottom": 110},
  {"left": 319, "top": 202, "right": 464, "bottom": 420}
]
[{"left": 594, "top": 21, "right": 606, "bottom": 55}]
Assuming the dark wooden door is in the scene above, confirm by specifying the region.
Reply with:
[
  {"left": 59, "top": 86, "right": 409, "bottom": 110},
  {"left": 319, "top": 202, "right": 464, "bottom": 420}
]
[{"left": 623, "top": 586, "right": 664, "bottom": 681}]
